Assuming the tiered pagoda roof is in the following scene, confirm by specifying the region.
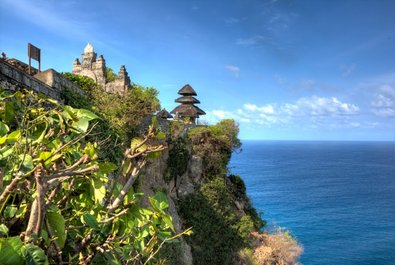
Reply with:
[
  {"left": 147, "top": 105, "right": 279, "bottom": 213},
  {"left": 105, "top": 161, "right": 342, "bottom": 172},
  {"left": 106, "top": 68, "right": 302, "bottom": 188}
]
[
  {"left": 156, "top": 108, "right": 173, "bottom": 119},
  {"left": 171, "top": 84, "right": 205, "bottom": 122}
]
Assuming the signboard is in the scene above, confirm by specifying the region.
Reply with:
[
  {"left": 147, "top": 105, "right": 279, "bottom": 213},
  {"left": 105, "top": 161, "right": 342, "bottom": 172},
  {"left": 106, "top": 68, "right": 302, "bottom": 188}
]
[{"left": 28, "top": 43, "right": 41, "bottom": 74}]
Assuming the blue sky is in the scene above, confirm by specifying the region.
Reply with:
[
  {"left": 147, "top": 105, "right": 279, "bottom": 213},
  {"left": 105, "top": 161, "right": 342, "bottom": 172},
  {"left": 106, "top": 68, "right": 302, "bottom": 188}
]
[{"left": 1, "top": 0, "right": 394, "bottom": 141}]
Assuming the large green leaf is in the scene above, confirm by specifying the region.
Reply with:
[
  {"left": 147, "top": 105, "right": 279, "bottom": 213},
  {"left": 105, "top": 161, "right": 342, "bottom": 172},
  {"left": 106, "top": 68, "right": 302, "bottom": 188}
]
[
  {"left": 82, "top": 213, "right": 98, "bottom": 229},
  {"left": 98, "top": 162, "right": 117, "bottom": 174},
  {"left": 161, "top": 215, "right": 175, "bottom": 232},
  {"left": 155, "top": 131, "right": 166, "bottom": 140},
  {"left": 38, "top": 151, "right": 51, "bottom": 162},
  {"left": 19, "top": 154, "right": 33, "bottom": 172},
  {"left": 62, "top": 105, "right": 77, "bottom": 121},
  {"left": 22, "top": 244, "right": 49, "bottom": 265},
  {"left": 3, "top": 101, "right": 15, "bottom": 123},
  {"left": 72, "top": 118, "right": 89, "bottom": 133},
  {"left": 76, "top": 109, "right": 99, "bottom": 121},
  {"left": 0, "top": 146, "right": 13, "bottom": 159},
  {"left": 0, "top": 121, "right": 9, "bottom": 137},
  {"left": 6, "top": 130, "right": 20, "bottom": 143},
  {"left": 0, "top": 236, "right": 24, "bottom": 265},
  {"left": 91, "top": 178, "right": 106, "bottom": 204},
  {"left": 31, "top": 122, "right": 48, "bottom": 144},
  {"left": 83, "top": 142, "right": 98, "bottom": 160},
  {"left": 46, "top": 211, "right": 66, "bottom": 249},
  {"left": 0, "top": 224, "right": 8, "bottom": 236},
  {"left": 152, "top": 192, "right": 169, "bottom": 210},
  {"left": 4, "top": 205, "right": 17, "bottom": 218}
]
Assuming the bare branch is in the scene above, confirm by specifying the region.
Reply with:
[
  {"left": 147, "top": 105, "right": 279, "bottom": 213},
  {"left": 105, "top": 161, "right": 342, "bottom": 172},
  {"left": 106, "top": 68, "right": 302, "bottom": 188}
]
[
  {"left": 98, "top": 207, "right": 130, "bottom": 224},
  {"left": 47, "top": 165, "right": 99, "bottom": 188},
  {"left": 25, "top": 165, "right": 46, "bottom": 242},
  {"left": 107, "top": 160, "right": 146, "bottom": 214},
  {"left": 0, "top": 172, "right": 23, "bottom": 208}
]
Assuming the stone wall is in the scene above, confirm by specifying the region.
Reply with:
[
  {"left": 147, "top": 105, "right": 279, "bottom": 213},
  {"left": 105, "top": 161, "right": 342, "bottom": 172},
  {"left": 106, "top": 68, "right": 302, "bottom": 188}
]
[
  {"left": 34, "top": 69, "right": 86, "bottom": 97},
  {"left": 0, "top": 59, "right": 85, "bottom": 101}
]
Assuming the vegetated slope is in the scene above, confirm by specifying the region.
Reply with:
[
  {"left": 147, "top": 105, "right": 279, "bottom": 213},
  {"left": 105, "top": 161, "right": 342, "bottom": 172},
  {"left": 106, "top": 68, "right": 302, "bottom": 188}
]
[{"left": 1, "top": 72, "right": 302, "bottom": 264}]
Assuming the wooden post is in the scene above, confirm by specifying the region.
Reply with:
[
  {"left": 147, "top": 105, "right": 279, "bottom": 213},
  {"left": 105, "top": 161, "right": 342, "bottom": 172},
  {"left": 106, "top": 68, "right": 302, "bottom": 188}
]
[
  {"left": 28, "top": 43, "right": 41, "bottom": 74},
  {"left": 28, "top": 44, "right": 31, "bottom": 75}
]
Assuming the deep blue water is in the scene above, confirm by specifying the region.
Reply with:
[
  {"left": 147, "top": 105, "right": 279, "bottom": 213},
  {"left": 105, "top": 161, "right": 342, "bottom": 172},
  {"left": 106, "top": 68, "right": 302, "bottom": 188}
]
[{"left": 230, "top": 141, "right": 395, "bottom": 265}]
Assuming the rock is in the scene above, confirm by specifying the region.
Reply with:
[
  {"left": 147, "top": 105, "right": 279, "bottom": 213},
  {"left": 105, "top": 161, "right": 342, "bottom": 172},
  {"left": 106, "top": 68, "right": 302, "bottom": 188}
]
[{"left": 188, "top": 155, "right": 202, "bottom": 181}]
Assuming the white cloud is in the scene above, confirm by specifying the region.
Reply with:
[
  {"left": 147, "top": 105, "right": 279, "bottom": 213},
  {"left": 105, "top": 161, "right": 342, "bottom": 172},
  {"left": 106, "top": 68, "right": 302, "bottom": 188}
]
[
  {"left": 225, "top": 65, "right": 240, "bottom": 78},
  {"left": 371, "top": 85, "right": 395, "bottom": 117},
  {"left": 295, "top": 96, "right": 359, "bottom": 116},
  {"left": 243, "top": 103, "right": 275, "bottom": 114},
  {"left": 202, "top": 96, "right": 361, "bottom": 128}
]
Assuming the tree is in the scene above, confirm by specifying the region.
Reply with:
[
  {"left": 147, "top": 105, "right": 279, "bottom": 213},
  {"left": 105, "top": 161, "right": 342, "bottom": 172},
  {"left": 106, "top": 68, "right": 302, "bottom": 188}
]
[{"left": 0, "top": 89, "right": 190, "bottom": 264}]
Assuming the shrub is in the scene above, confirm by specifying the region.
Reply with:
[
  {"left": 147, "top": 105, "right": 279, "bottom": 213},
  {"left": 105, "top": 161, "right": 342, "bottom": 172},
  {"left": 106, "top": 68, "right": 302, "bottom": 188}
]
[
  {"left": 0, "top": 89, "right": 186, "bottom": 264},
  {"left": 61, "top": 73, "right": 161, "bottom": 163},
  {"left": 251, "top": 229, "right": 303, "bottom": 265},
  {"left": 188, "top": 119, "right": 241, "bottom": 179},
  {"left": 164, "top": 138, "right": 190, "bottom": 183},
  {"left": 106, "top": 67, "right": 117, "bottom": 82},
  {"left": 179, "top": 178, "right": 258, "bottom": 264}
]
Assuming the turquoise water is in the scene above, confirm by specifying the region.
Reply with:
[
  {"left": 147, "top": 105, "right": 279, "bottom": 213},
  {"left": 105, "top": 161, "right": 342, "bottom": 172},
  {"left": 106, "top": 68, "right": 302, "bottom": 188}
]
[{"left": 230, "top": 141, "right": 395, "bottom": 265}]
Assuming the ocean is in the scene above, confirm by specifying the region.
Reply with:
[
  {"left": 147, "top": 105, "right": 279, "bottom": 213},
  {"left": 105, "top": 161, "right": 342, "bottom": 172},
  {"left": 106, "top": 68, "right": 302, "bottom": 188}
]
[{"left": 229, "top": 141, "right": 395, "bottom": 265}]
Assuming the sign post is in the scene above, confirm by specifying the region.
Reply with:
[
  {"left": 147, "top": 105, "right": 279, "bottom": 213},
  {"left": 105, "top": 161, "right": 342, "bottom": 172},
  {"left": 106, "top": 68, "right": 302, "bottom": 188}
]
[{"left": 28, "top": 43, "right": 41, "bottom": 74}]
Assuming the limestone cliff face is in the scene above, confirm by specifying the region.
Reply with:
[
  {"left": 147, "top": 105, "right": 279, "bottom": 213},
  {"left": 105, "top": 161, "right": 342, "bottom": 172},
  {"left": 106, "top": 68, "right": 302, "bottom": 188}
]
[
  {"left": 139, "top": 141, "right": 261, "bottom": 265},
  {"left": 139, "top": 149, "right": 198, "bottom": 265}
]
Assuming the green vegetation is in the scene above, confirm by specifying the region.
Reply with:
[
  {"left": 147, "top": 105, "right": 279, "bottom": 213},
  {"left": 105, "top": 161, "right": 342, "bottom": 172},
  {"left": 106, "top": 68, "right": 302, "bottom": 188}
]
[
  {"left": 188, "top": 119, "right": 241, "bottom": 178},
  {"left": 177, "top": 120, "right": 266, "bottom": 264},
  {"left": 61, "top": 73, "right": 160, "bottom": 162},
  {"left": 164, "top": 138, "right": 190, "bottom": 183},
  {"left": 0, "top": 69, "right": 299, "bottom": 264},
  {"left": 228, "top": 175, "right": 265, "bottom": 229},
  {"left": 106, "top": 67, "right": 117, "bottom": 82},
  {"left": 179, "top": 177, "right": 260, "bottom": 264},
  {"left": 0, "top": 89, "right": 189, "bottom": 264}
]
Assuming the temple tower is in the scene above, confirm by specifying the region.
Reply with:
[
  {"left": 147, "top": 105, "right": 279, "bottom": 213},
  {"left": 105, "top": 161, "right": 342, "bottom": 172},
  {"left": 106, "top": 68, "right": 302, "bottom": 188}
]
[
  {"left": 72, "top": 43, "right": 131, "bottom": 94},
  {"left": 171, "top": 84, "right": 205, "bottom": 124}
]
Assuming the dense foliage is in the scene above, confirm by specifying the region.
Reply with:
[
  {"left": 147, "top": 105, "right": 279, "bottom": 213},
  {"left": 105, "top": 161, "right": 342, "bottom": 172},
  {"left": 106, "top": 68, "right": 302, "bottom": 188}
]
[
  {"left": 188, "top": 119, "right": 241, "bottom": 178},
  {"left": 179, "top": 177, "right": 260, "bottom": 264},
  {"left": 164, "top": 138, "right": 190, "bottom": 183},
  {"left": 61, "top": 73, "right": 160, "bottom": 162},
  {"left": 0, "top": 89, "right": 188, "bottom": 264},
  {"left": 176, "top": 120, "right": 266, "bottom": 264},
  {"left": 106, "top": 67, "right": 117, "bottom": 82}
]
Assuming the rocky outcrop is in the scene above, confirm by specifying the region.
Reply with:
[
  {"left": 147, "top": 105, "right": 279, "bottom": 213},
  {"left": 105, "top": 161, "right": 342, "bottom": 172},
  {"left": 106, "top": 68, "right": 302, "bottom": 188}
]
[
  {"left": 176, "top": 155, "right": 202, "bottom": 198},
  {"left": 139, "top": 150, "right": 194, "bottom": 265}
]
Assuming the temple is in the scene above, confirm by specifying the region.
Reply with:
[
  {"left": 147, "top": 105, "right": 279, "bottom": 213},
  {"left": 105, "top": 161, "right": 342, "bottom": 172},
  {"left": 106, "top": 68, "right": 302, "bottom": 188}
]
[
  {"left": 72, "top": 43, "right": 131, "bottom": 95},
  {"left": 171, "top": 84, "right": 205, "bottom": 124},
  {"left": 156, "top": 108, "right": 173, "bottom": 119}
]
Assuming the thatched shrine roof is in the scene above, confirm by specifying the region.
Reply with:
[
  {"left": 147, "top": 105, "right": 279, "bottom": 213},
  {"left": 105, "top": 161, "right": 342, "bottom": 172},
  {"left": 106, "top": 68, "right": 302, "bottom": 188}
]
[
  {"left": 178, "top": 84, "right": 197, "bottom": 96},
  {"left": 171, "top": 104, "right": 201, "bottom": 117},
  {"left": 156, "top": 108, "right": 173, "bottom": 119},
  {"left": 175, "top": 96, "right": 200, "bottom": 104}
]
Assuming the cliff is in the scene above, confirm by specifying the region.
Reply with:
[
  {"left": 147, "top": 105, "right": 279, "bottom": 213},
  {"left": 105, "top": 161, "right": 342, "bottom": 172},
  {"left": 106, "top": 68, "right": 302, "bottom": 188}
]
[
  {"left": 135, "top": 120, "right": 270, "bottom": 265},
  {"left": 0, "top": 63, "right": 302, "bottom": 264}
]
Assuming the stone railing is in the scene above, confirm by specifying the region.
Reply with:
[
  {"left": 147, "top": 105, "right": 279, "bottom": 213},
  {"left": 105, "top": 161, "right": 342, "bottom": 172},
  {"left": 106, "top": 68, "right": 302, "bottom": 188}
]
[{"left": 0, "top": 59, "right": 85, "bottom": 101}]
